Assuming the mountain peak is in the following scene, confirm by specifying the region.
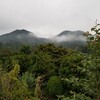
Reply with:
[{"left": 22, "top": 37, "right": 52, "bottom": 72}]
[
  {"left": 57, "top": 30, "right": 71, "bottom": 36},
  {"left": 57, "top": 30, "right": 84, "bottom": 37},
  {"left": 11, "top": 29, "right": 31, "bottom": 35}
]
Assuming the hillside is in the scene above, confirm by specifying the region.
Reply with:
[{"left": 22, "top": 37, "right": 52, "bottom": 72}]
[
  {"left": 0, "top": 29, "right": 87, "bottom": 50},
  {"left": 51, "top": 30, "right": 86, "bottom": 49},
  {"left": 0, "top": 29, "right": 48, "bottom": 48}
]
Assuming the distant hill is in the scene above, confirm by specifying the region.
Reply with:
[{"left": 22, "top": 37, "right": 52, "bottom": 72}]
[
  {"left": 57, "top": 30, "right": 72, "bottom": 36},
  {"left": 56, "top": 30, "right": 86, "bottom": 41},
  {"left": 0, "top": 29, "right": 87, "bottom": 50},
  {"left": 51, "top": 30, "right": 87, "bottom": 49},
  {"left": 0, "top": 29, "right": 48, "bottom": 47}
]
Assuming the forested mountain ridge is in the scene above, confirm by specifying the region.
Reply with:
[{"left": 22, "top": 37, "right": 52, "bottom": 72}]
[
  {"left": 0, "top": 29, "right": 48, "bottom": 45},
  {"left": 0, "top": 29, "right": 86, "bottom": 50}
]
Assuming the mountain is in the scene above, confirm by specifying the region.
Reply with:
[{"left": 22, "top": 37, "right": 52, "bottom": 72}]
[
  {"left": 0, "top": 29, "right": 87, "bottom": 50},
  {"left": 56, "top": 30, "right": 86, "bottom": 41},
  {"left": 57, "top": 30, "right": 71, "bottom": 36},
  {"left": 51, "top": 30, "right": 87, "bottom": 49},
  {"left": 0, "top": 29, "right": 48, "bottom": 45}
]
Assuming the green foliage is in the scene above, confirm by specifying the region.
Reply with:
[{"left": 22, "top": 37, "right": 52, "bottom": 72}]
[
  {"left": 47, "top": 76, "right": 64, "bottom": 96},
  {"left": 20, "top": 45, "right": 31, "bottom": 54},
  {"left": 34, "top": 76, "right": 45, "bottom": 100},
  {"left": 60, "top": 52, "right": 87, "bottom": 78},
  {"left": 88, "top": 24, "right": 100, "bottom": 99},
  {"left": 30, "top": 51, "right": 55, "bottom": 77},
  {"left": 0, "top": 31, "right": 99, "bottom": 100},
  {"left": 15, "top": 54, "right": 31, "bottom": 74},
  {"left": 0, "top": 64, "right": 32, "bottom": 100},
  {"left": 37, "top": 44, "right": 67, "bottom": 58},
  {"left": 86, "top": 24, "right": 100, "bottom": 56},
  {"left": 62, "top": 94, "right": 91, "bottom": 100},
  {"left": 22, "top": 72, "right": 35, "bottom": 92},
  {"left": 0, "top": 48, "right": 13, "bottom": 57}
]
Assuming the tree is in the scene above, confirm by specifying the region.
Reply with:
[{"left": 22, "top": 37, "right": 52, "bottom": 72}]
[
  {"left": 0, "top": 64, "right": 32, "bottom": 100},
  {"left": 47, "top": 76, "right": 64, "bottom": 97},
  {"left": 84, "top": 23, "right": 100, "bottom": 100},
  {"left": 15, "top": 54, "right": 31, "bottom": 74},
  {"left": 34, "top": 76, "right": 44, "bottom": 100},
  {"left": 20, "top": 45, "right": 31, "bottom": 54},
  {"left": 30, "top": 51, "right": 55, "bottom": 77}
]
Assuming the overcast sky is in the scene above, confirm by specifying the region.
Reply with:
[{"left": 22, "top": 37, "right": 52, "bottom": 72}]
[{"left": 0, "top": 0, "right": 100, "bottom": 38}]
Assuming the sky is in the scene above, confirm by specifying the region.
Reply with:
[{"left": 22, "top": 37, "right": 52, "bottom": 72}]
[{"left": 0, "top": 0, "right": 100, "bottom": 38}]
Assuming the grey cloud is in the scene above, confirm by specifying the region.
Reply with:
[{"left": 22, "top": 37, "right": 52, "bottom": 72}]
[
  {"left": 52, "top": 35, "right": 85, "bottom": 43},
  {"left": 0, "top": 0, "right": 100, "bottom": 37}
]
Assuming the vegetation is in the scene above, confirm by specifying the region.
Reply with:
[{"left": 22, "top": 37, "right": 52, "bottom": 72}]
[{"left": 0, "top": 25, "right": 100, "bottom": 100}]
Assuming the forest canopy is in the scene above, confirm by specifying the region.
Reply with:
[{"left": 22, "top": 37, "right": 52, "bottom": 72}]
[{"left": 0, "top": 25, "right": 100, "bottom": 100}]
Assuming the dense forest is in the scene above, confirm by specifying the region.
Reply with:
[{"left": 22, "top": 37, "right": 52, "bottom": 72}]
[{"left": 0, "top": 25, "right": 100, "bottom": 100}]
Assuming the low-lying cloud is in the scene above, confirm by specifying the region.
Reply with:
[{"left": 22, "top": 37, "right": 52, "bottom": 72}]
[{"left": 52, "top": 35, "right": 86, "bottom": 43}]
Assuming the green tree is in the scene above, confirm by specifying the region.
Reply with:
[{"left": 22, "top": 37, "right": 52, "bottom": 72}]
[
  {"left": 20, "top": 45, "right": 31, "bottom": 54},
  {"left": 59, "top": 51, "right": 93, "bottom": 98},
  {"left": 47, "top": 76, "right": 64, "bottom": 97},
  {"left": 15, "top": 54, "right": 31, "bottom": 74},
  {"left": 85, "top": 24, "right": 100, "bottom": 100},
  {"left": 34, "top": 76, "right": 45, "bottom": 100},
  {"left": 30, "top": 51, "right": 55, "bottom": 77},
  {"left": 21, "top": 72, "right": 35, "bottom": 94},
  {"left": 0, "top": 64, "right": 32, "bottom": 100}
]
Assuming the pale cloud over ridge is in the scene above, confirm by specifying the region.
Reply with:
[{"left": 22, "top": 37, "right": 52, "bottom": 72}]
[{"left": 0, "top": 0, "right": 100, "bottom": 37}]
